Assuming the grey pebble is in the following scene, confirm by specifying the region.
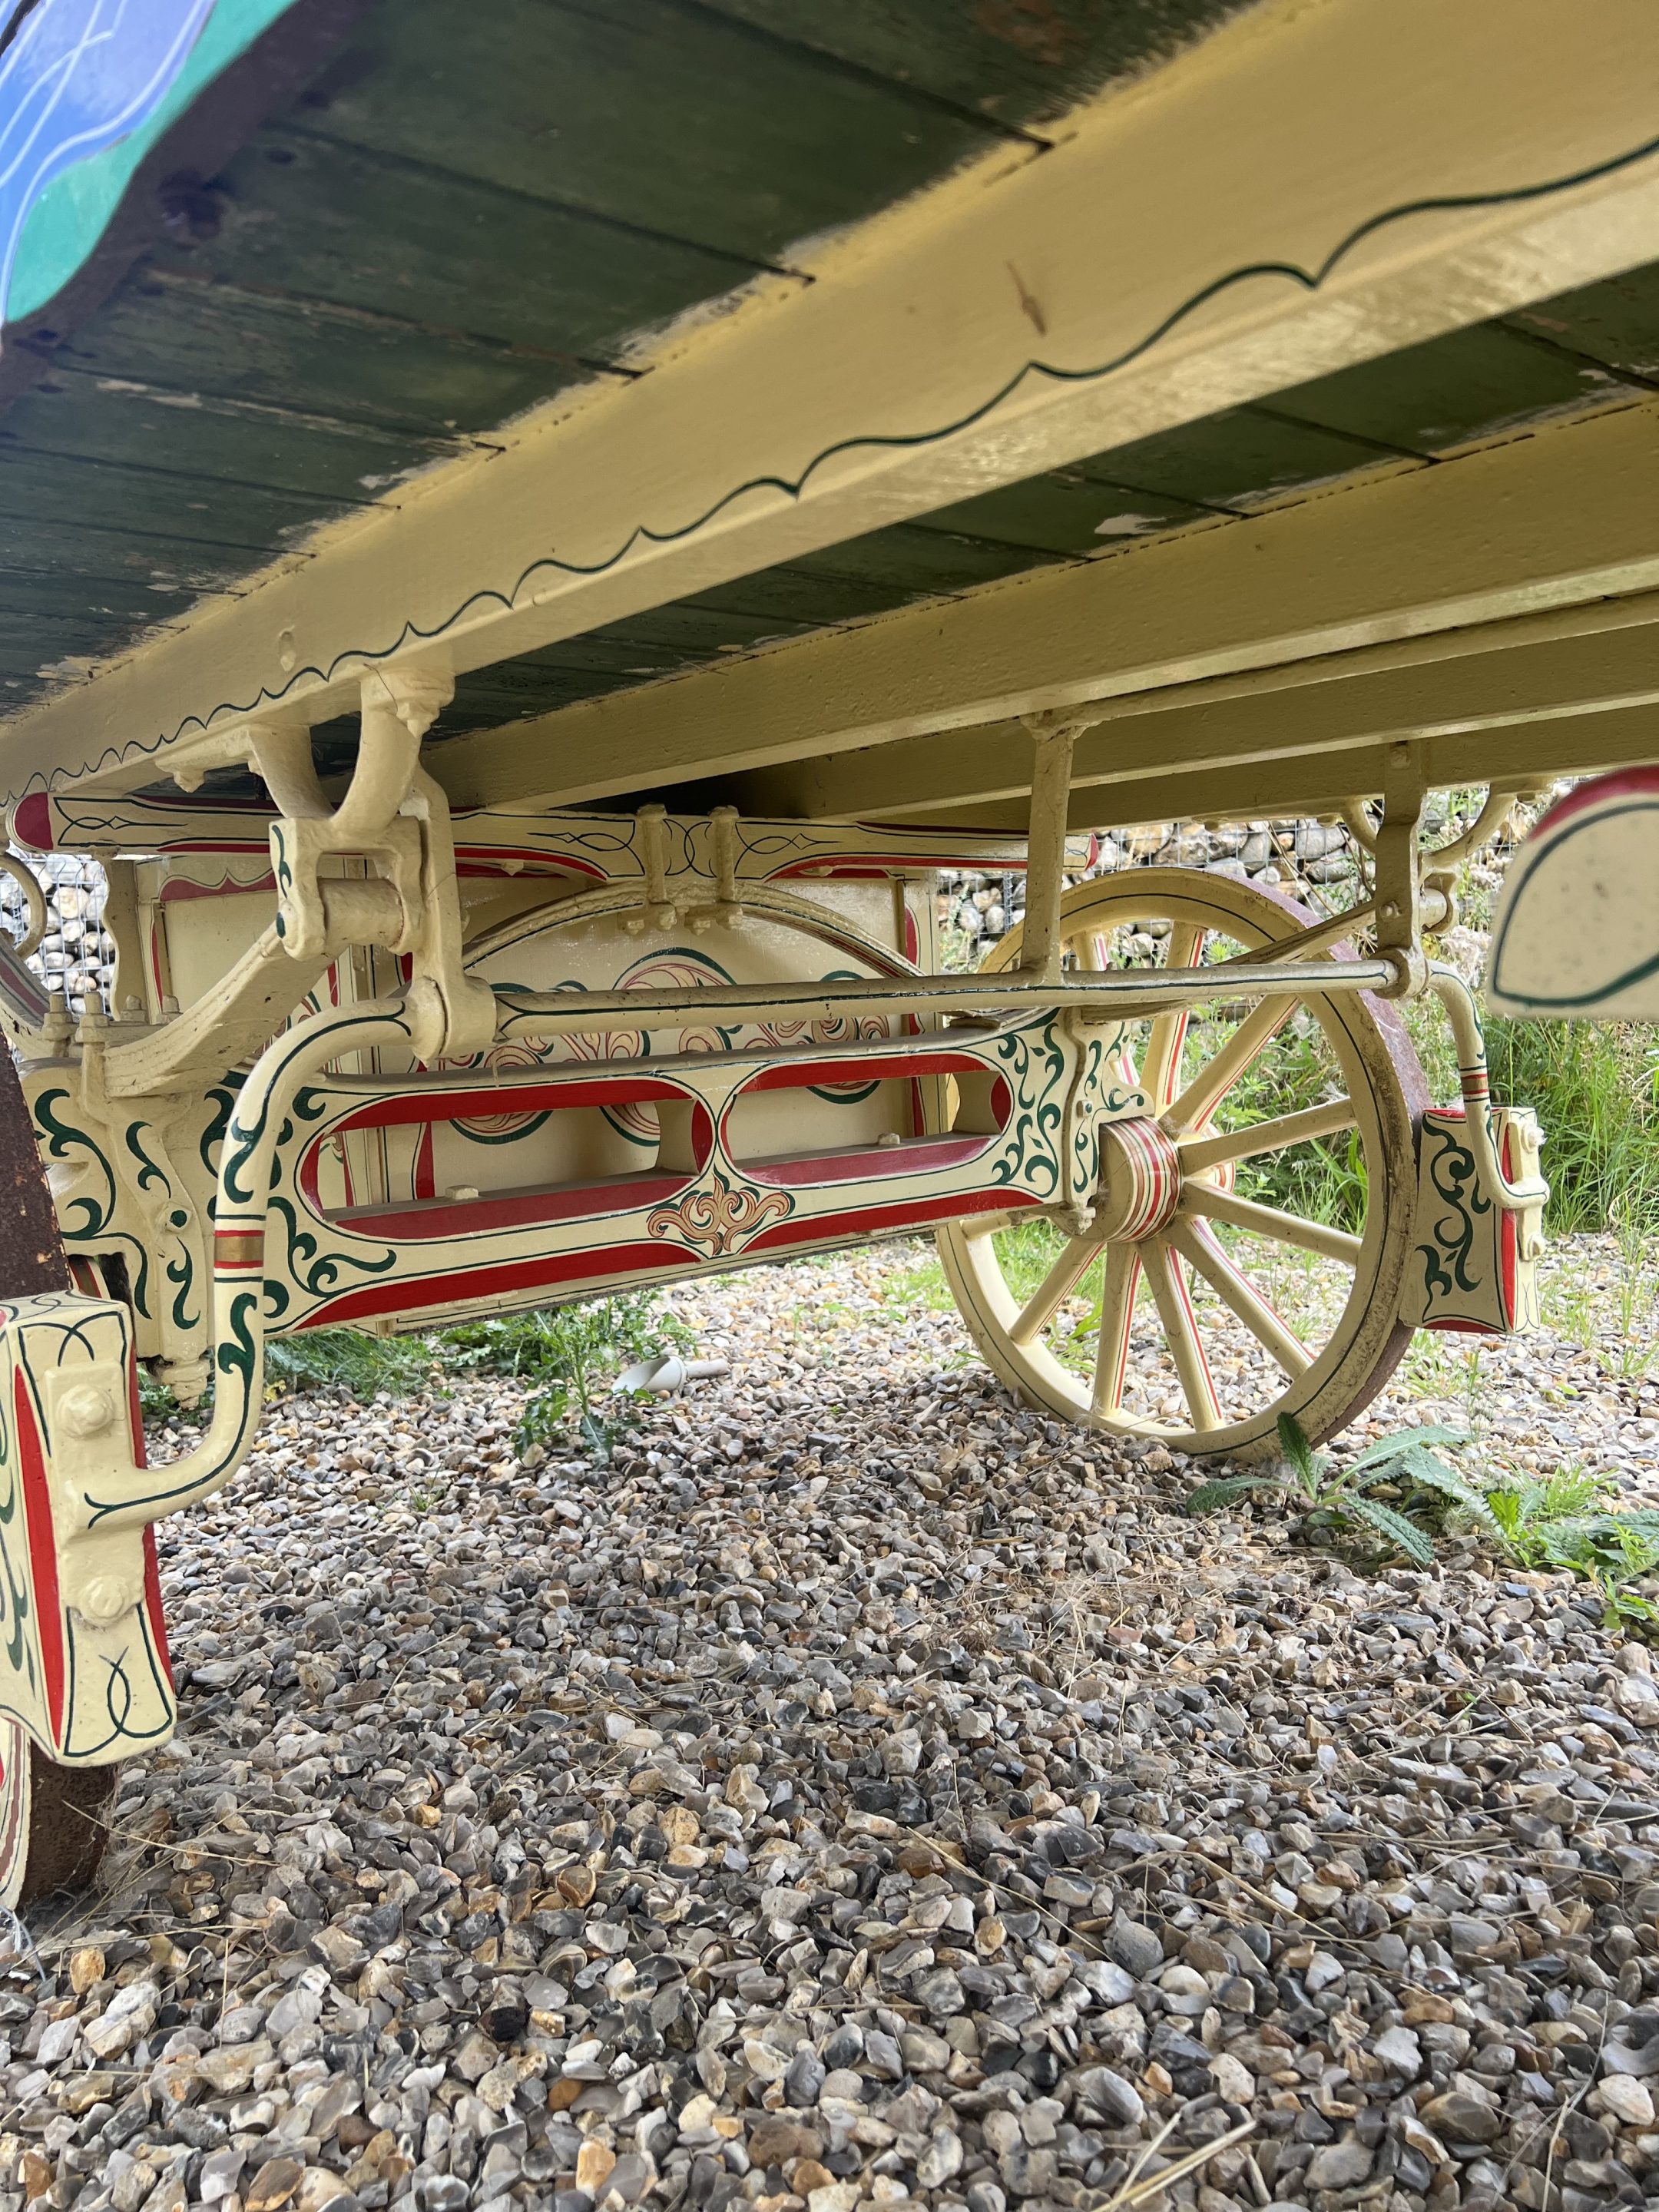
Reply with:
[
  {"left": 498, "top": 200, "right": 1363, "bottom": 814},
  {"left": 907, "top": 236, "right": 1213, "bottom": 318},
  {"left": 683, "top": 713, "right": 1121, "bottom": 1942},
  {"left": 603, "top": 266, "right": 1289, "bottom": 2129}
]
[
  {"left": 0, "top": 1169, "right": 1645, "bottom": 2212},
  {"left": 1106, "top": 1918, "right": 1165, "bottom": 1979}
]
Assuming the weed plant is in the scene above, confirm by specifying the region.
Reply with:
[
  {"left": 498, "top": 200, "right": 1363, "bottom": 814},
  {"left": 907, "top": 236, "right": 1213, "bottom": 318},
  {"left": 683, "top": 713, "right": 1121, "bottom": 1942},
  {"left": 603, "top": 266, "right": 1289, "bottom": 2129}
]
[
  {"left": 1188, "top": 1415, "right": 1659, "bottom": 1635},
  {"left": 144, "top": 1289, "right": 690, "bottom": 1459},
  {"left": 1186, "top": 1412, "right": 1483, "bottom": 1567}
]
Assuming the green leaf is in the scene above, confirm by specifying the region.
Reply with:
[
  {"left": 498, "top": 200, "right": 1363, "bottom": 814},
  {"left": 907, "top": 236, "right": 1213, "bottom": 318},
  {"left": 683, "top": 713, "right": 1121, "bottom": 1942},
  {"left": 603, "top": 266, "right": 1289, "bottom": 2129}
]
[
  {"left": 1484, "top": 1487, "right": 1524, "bottom": 1535},
  {"left": 1404, "top": 1461, "right": 1503, "bottom": 1535},
  {"left": 1347, "top": 1495, "right": 1436, "bottom": 1565},
  {"left": 1184, "top": 1475, "right": 1283, "bottom": 1515},
  {"left": 1605, "top": 1586, "right": 1659, "bottom": 1630},
  {"left": 1349, "top": 1424, "right": 1472, "bottom": 1472},
  {"left": 1277, "top": 1412, "right": 1323, "bottom": 1498},
  {"left": 1360, "top": 1450, "right": 1502, "bottom": 1536},
  {"left": 578, "top": 1409, "right": 614, "bottom": 1461}
]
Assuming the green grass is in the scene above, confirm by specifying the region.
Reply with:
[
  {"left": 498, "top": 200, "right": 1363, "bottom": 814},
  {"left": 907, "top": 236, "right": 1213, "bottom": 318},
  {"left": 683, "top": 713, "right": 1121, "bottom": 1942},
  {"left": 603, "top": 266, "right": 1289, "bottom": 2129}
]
[
  {"left": 1227, "top": 992, "right": 1659, "bottom": 1242},
  {"left": 266, "top": 1327, "right": 438, "bottom": 1399},
  {"left": 1482, "top": 1016, "right": 1659, "bottom": 1237},
  {"left": 1217, "top": 1019, "right": 1369, "bottom": 1230}
]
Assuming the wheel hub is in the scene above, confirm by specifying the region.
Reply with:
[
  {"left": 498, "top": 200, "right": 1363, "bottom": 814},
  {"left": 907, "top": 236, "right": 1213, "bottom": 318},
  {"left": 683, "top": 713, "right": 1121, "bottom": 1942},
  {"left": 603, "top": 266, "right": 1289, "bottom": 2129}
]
[{"left": 1094, "top": 1115, "right": 1184, "bottom": 1243}]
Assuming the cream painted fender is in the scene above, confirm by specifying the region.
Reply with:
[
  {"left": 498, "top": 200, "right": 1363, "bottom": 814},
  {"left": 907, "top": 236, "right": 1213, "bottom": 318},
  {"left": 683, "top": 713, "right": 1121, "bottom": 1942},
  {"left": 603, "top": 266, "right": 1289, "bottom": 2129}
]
[{"left": 1487, "top": 769, "right": 1659, "bottom": 1019}]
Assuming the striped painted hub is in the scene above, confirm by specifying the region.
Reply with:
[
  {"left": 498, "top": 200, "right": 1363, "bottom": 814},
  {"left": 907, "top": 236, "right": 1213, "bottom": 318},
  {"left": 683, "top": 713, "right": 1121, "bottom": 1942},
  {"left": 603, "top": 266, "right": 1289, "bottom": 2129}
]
[{"left": 1096, "top": 1117, "right": 1184, "bottom": 1243}]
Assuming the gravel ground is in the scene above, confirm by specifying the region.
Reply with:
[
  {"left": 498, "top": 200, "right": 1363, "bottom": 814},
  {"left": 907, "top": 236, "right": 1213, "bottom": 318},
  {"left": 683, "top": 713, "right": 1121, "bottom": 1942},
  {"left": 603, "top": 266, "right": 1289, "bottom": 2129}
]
[{"left": 3, "top": 1236, "right": 1658, "bottom": 2212}]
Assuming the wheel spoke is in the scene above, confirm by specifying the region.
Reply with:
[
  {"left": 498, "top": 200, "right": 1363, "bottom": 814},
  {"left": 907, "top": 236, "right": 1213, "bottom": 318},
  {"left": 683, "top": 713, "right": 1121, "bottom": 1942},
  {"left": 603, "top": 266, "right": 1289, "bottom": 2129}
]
[
  {"left": 1184, "top": 1184, "right": 1362, "bottom": 1263},
  {"left": 1141, "top": 1240, "right": 1222, "bottom": 1432},
  {"left": 1168, "top": 1219, "right": 1311, "bottom": 1377},
  {"left": 1089, "top": 1244, "right": 1140, "bottom": 1416},
  {"left": 1161, "top": 995, "right": 1293, "bottom": 1135},
  {"left": 959, "top": 1209, "right": 1016, "bottom": 1243},
  {"left": 1138, "top": 924, "right": 1205, "bottom": 1107},
  {"left": 1180, "top": 1095, "right": 1356, "bottom": 1175},
  {"left": 1011, "top": 1233, "right": 1103, "bottom": 1346}
]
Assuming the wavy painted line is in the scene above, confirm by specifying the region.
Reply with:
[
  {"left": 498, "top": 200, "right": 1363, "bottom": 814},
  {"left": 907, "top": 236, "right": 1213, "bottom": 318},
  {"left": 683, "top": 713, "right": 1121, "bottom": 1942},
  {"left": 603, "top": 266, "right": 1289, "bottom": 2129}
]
[{"left": 35, "top": 122, "right": 1659, "bottom": 786}]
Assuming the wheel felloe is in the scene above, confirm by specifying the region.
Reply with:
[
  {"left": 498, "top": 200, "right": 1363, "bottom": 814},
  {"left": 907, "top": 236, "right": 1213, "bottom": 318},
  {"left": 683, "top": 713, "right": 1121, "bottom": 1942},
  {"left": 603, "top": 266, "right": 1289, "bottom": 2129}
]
[
  {"left": 20, "top": 1745, "right": 118, "bottom": 1903},
  {"left": 939, "top": 867, "right": 1428, "bottom": 1459}
]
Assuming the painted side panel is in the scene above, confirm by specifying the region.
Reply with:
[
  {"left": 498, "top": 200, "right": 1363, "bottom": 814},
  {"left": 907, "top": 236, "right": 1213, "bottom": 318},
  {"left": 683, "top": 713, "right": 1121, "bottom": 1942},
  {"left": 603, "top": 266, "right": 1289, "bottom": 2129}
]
[{"left": 1488, "top": 767, "right": 1659, "bottom": 1017}]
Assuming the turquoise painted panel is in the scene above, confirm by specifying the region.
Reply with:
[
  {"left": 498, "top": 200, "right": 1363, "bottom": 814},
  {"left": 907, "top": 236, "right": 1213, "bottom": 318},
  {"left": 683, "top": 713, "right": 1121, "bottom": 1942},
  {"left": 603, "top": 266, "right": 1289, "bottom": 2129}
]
[{"left": 4, "top": 0, "right": 298, "bottom": 326}]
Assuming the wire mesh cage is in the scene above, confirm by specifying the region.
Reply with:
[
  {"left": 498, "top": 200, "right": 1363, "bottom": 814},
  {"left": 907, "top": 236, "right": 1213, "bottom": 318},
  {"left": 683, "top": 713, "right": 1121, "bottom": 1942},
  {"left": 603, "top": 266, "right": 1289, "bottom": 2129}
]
[{"left": 2, "top": 850, "right": 114, "bottom": 1017}]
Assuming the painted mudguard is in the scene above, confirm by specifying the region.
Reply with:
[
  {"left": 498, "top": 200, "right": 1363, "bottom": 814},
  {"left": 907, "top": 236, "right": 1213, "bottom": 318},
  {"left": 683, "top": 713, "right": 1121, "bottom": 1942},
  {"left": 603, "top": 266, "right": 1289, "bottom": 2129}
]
[
  {"left": 1401, "top": 1105, "right": 1545, "bottom": 1335},
  {"left": 1488, "top": 769, "right": 1659, "bottom": 1018}
]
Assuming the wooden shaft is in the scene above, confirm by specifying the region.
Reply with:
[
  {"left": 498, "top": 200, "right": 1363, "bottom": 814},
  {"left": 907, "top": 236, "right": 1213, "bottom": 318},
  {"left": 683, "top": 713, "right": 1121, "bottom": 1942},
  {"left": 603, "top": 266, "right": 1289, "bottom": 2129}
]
[{"left": 497, "top": 956, "right": 1395, "bottom": 1042}]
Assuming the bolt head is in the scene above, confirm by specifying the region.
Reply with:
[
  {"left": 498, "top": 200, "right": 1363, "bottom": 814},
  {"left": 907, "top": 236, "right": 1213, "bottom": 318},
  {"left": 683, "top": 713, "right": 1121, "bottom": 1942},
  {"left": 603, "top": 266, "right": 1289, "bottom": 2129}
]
[
  {"left": 57, "top": 1384, "right": 114, "bottom": 1440},
  {"left": 78, "top": 1576, "right": 132, "bottom": 1626}
]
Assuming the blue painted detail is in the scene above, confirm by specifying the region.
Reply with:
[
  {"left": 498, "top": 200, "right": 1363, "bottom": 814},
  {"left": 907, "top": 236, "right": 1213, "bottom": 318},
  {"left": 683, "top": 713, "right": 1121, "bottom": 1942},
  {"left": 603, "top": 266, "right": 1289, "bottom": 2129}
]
[
  {"left": 1, "top": 0, "right": 300, "bottom": 326},
  {"left": 1, "top": 0, "right": 214, "bottom": 320}
]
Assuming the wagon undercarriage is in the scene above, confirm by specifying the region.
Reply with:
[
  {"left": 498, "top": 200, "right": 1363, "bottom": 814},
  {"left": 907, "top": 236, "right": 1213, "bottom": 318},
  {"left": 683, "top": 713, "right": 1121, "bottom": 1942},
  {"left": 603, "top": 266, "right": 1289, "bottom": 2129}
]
[{"left": 0, "top": 0, "right": 1649, "bottom": 1898}]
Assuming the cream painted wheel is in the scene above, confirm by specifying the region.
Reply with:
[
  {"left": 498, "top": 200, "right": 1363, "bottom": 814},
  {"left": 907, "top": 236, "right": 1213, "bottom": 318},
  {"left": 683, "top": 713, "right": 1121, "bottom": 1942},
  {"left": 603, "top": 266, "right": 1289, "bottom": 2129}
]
[{"left": 938, "top": 869, "right": 1428, "bottom": 1459}]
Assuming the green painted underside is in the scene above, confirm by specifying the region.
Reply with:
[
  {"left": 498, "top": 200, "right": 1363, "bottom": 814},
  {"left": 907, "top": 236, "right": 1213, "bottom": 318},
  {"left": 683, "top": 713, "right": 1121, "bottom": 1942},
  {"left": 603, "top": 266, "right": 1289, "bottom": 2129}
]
[{"left": 0, "top": 0, "right": 1655, "bottom": 777}]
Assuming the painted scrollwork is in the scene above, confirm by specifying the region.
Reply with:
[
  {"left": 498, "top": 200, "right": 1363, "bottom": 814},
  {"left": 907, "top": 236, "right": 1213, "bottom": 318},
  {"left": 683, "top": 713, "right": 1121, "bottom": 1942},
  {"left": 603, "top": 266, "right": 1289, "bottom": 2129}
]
[
  {"left": 986, "top": 1022, "right": 1069, "bottom": 1198},
  {"left": 646, "top": 1164, "right": 793, "bottom": 1259}
]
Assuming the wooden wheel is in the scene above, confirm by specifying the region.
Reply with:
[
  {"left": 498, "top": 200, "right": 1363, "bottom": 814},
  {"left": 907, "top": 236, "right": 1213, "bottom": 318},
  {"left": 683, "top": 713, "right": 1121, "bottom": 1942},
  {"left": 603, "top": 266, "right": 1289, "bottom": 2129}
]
[
  {"left": 0, "top": 1726, "right": 118, "bottom": 1905},
  {"left": 938, "top": 868, "right": 1428, "bottom": 1459}
]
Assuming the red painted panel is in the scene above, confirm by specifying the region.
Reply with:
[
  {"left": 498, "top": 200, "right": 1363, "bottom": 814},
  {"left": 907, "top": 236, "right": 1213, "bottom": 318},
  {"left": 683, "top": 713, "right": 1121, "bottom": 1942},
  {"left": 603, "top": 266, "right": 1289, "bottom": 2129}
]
[
  {"left": 745, "top": 1135, "right": 991, "bottom": 1187},
  {"left": 10, "top": 793, "right": 50, "bottom": 852},
  {"left": 143, "top": 1532, "right": 172, "bottom": 1686},
  {"left": 414, "top": 1122, "right": 435, "bottom": 1204},
  {"left": 329, "top": 1075, "right": 687, "bottom": 1133},
  {"left": 13, "top": 1373, "right": 64, "bottom": 1743},
  {"left": 332, "top": 1168, "right": 690, "bottom": 1240},
  {"left": 310, "top": 1241, "right": 683, "bottom": 1326},
  {"left": 308, "top": 1187, "right": 1034, "bottom": 1326}
]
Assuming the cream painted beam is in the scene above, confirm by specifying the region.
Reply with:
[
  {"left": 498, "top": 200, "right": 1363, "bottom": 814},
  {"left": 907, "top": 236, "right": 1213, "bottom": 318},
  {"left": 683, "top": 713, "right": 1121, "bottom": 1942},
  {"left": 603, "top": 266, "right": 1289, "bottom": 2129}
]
[
  {"left": 430, "top": 399, "right": 1659, "bottom": 813},
  {"left": 903, "top": 701, "right": 1659, "bottom": 838},
  {"left": 733, "top": 601, "right": 1659, "bottom": 820},
  {"left": 10, "top": 0, "right": 1659, "bottom": 802}
]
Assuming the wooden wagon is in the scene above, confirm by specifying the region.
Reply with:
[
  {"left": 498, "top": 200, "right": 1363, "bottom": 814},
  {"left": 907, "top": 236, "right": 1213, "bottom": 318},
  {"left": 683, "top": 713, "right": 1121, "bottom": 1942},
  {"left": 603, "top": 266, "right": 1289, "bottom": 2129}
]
[{"left": 0, "top": 0, "right": 1649, "bottom": 1899}]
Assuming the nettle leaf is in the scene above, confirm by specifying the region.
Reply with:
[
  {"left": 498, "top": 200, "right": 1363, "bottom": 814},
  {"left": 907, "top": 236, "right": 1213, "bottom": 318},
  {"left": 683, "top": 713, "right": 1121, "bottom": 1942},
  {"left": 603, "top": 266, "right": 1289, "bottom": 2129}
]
[
  {"left": 1399, "top": 1458, "right": 1504, "bottom": 1535},
  {"left": 1349, "top": 1424, "right": 1472, "bottom": 1472},
  {"left": 1276, "top": 1412, "right": 1323, "bottom": 1495},
  {"left": 1184, "top": 1475, "right": 1282, "bottom": 1515},
  {"left": 1347, "top": 1496, "right": 1436, "bottom": 1565}
]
